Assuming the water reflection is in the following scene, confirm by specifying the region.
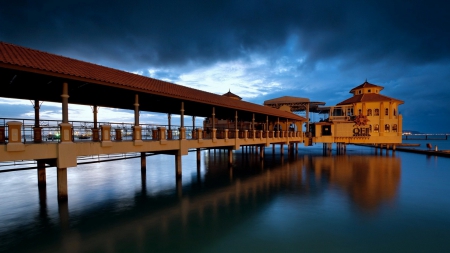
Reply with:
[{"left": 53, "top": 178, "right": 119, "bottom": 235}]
[
  {"left": 304, "top": 155, "right": 401, "bottom": 212},
  {"left": 1, "top": 150, "right": 402, "bottom": 252}
]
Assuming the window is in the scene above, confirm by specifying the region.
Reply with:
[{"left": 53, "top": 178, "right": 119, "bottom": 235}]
[
  {"left": 385, "top": 124, "right": 390, "bottom": 132},
  {"left": 368, "top": 89, "right": 371, "bottom": 93},
  {"left": 385, "top": 108, "right": 389, "bottom": 116},
  {"left": 359, "top": 90, "right": 362, "bottom": 94},
  {"left": 367, "top": 109, "right": 372, "bottom": 116},
  {"left": 393, "top": 109, "right": 397, "bottom": 116},
  {"left": 374, "top": 109, "right": 379, "bottom": 116},
  {"left": 374, "top": 124, "right": 379, "bottom": 132},
  {"left": 369, "top": 125, "right": 372, "bottom": 132},
  {"left": 393, "top": 124, "right": 398, "bottom": 132},
  {"left": 358, "top": 109, "right": 362, "bottom": 115}
]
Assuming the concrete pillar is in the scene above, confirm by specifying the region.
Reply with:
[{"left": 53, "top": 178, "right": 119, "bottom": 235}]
[
  {"left": 175, "top": 153, "right": 182, "bottom": 179},
  {"left": 168, "top": 113, "right": 172, "bottom": 139},
  {"left": 33, "top": 99, "right": 42, "bottom": 143},
  {"left": 57, "top": 167, "right": 68, "bottom": 201},
  {"left": 235, "top": 111, "right": 238, "bottom": 132},
  {"left": 141, "top": 152, "right": 146, "bottom": 172},
  {"left": 212, "top": 107, "right": 215, "bottom": 130},
  {"left": 228, "top": 148, "right": 233, "bottom": 164},
  {"left": 61, "top": 82, "right": 69, "bottom": 123},
  {"left": 37, "top": 160, "right": 46, "bottom": 186},
  {"left": 134, "top": 94, "right": 139, "bottom": 126},
  {"left": 196, "top": 148, "right": 201, "bottom": 163},
  {"left": 92, "top": 105, "right": 99, "bottom": 141},
  {"left": 180, "top": 102, "right": 184, "bottom": 128}
]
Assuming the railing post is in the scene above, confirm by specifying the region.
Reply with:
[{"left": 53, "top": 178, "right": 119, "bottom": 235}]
[
  {"left": 196, "top": 128, "right": 203, "bottom": 140},
  {"left": 115, "top": 129, "right": 122, "bottom": 141},
  {"left": 179, "top": 127, "right": 186, "bottom": 140},
  {"left": 158, "top": 127, "right": 166, "bottom": 140},
  {"left": 0, "top": 126, "right": 5, "bottom": 143},
  {"left": 224, "top": 129, "right": 229, "bottom": 140},
  {"left": 33, "top": 127, "right": 42, "bottom": 143},
  {"left": 100, "top": 125, "right": 112, "bottom": 147}
]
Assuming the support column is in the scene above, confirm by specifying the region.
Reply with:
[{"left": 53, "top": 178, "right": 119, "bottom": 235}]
[
  {"left": 196, "top": 148, "right": 201, "bottom": 163},
  {"left": 62, "top": 82, "right": 69, "bottom": 124},
  {"left": 37, "top": 160, "right": 46, "bottom": 186},
  {"left": 141, "top": 152, "right": 146, "bottom": 172},
  {"left": 228, "top": 148, "right": 233, "bottom": 165},
  {"left": 260, "top": 145, "right": 264, "bottom": 160},
  {"left": 306, "top": 102, "right": 310, "bottom": 132},
  {"left": 168, "top": 113, "right": 172, "bottom": 140},
  {"left": 33, "top": 99, "right": 42, "bottom": 143},
  {"left": 57, "top": 167, "right": 68, "bottom": 201},
  {"left": 280, "top": 144, "right": 284, "bottom": 155},
  {"left": 133, "top": 94, "right": 142, "bottom": 145},
  {"left": 92, "top": 105, "right": 99, "bottom": 141},
  {"left": 212, "top": 107, "right": 215, "bottom": 130},
  {"left": 180, "top": 102, "right": 186, "bottom": 140},
  {"left": 175, "top": 153, "right": 182, "bottom": 179},
  {"left": 134, "top": 94, "right": 139, "bottom": 126}
]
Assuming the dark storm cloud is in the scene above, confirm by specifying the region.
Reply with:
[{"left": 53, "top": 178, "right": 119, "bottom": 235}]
[{"left": 1, "top": 0, "right": 449, "bottom": 70}]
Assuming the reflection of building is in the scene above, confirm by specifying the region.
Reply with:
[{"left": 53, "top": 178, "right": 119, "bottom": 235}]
[
  {"left": 310, "top": 81, "right": 404, "bottom": 146},
  {"left": 307, "top": 155, "right": 401, "bottom": 212}
]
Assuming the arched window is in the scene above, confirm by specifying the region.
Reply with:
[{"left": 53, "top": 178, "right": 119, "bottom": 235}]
[
  {"left": 385, "top": 124, "right": 390, "bottom": 132},
  {"left": 385, "top": 108, "right": 389, "bottom": 116},
  {"left": 367, "top": 109, "right": 372, "bottom": 116},
  {"left": 374, "top": 109, "right": 379, "bottom": 116},
  {"left": 374, "top": 124, "right": 379, "bottom": 132},
  {"left": 393, "top": 124, "right": 398, "bottom": 132}
]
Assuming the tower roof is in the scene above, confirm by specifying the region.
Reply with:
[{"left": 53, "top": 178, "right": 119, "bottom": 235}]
[
  {"left": 222, "top": 90, "right": 242, "bottom": 100},
  {"left": 349, "top": 81, "right": 383, "bottom": 93}
]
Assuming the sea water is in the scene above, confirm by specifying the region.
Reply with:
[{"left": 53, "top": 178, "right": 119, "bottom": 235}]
[{"left": 1, "top": 145, "right": 449, "bottom": 253}]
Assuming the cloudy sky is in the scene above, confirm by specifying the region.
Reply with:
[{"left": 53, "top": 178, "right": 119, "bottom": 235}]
[{"left": 1, "top": 0, "right": 449, "bottom": 133}]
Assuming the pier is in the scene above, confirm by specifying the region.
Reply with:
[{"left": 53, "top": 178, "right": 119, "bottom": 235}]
[{"left": 0, "top": 42, "right": 306, "bottom": 202}]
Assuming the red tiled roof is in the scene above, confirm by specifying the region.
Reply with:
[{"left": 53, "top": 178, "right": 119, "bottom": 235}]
[
  {"left": 0, "top": 42, "right": 305, "bottom": 121},
  {"left": 337, "top": 93, "right": 404, "bottom": 105}
]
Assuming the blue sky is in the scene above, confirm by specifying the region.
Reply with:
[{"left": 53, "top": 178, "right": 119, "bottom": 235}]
[{"left": 1, "top": 0, "right": 449, "bottom": 133}]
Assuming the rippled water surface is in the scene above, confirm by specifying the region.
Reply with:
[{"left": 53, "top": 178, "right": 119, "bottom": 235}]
[{"left": 1, "top": 144, "right": 450, "bottom": 253}]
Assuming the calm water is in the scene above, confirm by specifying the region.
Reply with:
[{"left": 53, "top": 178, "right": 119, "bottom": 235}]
[{"left": 1, "top": 143, "right": 450, "bottom": 253}]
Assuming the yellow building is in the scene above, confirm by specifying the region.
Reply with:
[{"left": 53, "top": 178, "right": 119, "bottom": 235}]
[{"left": 310, "top": 81, "right": 404, "bottom": 146}]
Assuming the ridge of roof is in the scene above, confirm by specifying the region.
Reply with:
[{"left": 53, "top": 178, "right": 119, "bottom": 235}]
[
  {"left": 264, "top": 96, "right": 310, "bottom": 104},
  {"left": 0, "top": 41, "right": 305, "bottom": 121}
]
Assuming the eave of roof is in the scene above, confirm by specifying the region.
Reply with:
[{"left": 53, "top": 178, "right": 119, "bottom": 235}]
[
  {"left": 264, "top": 96, "right": 310, "bottom": 105},
  {"left": 0, "top": 42, "right": 305, "bottom": 121}
]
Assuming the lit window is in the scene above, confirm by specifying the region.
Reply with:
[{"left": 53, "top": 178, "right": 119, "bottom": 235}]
[
  {"left": 393, "top": 124, "right": 398, "bottom": 132},
  {"left": 367, "top": 109, "right": 372, "bottom": 116},
  {"left": 374, "top": 124, "right": 379, "bottom": 132},
  {"left": 385, "top": 124, "right": 390, "bottom": 132},
  {"left": 374, "top": 109, "right": 379, "bottom": 116}
]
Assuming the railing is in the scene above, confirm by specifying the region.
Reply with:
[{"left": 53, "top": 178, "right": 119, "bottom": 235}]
[{"left": 0, "top": 118, "right": 304, "bottom": 144}]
